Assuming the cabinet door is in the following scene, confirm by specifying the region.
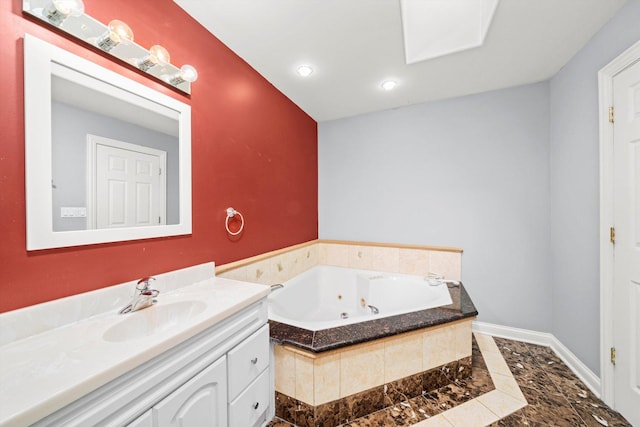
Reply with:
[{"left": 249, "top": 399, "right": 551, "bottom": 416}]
[
  {"left": 153, "top": 356, "right": 227, "bottom": 427},
  {"left": 127, "top": 410, "right": 153, "bottom": 427}
]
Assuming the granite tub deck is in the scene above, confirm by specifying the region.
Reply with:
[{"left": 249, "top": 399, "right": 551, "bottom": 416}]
[
  {"left": 270, "top": 283, "right": 477, "bottom": 353},
  {"left": 270, "top": 283, "right": 478, "bottom": 426}
]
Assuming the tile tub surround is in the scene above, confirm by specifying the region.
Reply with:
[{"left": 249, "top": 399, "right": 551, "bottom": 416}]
[
  {"left": 269, "top": 333, "right": 517, "bottom": 427},
  {"left": 216, "top": 240, "right": 463, "bottom": 285},
  {"left": 271, "top": 334, "right": 631, "bottom": 427},
  {"left": 273, "top": 320, "right": 474, "bottom": 424}
]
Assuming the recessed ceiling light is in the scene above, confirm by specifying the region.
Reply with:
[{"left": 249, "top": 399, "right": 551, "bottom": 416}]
[
  {"left": 297, "top": 65, "right": 313, "bottom": 77},
  {"left": 381, "top": 80, "right": 397, "bottom": 91}
]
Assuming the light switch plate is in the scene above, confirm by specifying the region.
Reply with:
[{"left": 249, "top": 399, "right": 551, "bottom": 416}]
[{"left": 61, "top": 207, "right": 87, "bottom": 218}]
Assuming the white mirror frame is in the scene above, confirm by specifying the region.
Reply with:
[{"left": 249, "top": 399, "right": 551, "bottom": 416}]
[{"left": 24, "top": 34, "right": 192, "bottom": 251}]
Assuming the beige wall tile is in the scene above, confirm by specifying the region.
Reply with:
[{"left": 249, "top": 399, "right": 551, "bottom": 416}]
[
  {"left": 217, "top": 267, "right": 247, "bottom": 282},
  {"left": 295, "top": 353, "right": 315, "bottom": 405},
  {"left": 347, "top": 245, "right": 370, "bottom": 270},
  {"left": 270, "top": 253, "right": 293, "bottom": 285},
  {"left": 313, "top": 353, "right": 341, "bottom": 405},
  {"left": 398, "top": 248, "right": 431, "bottom": 276},
  {"left": 384, "top": 332, "right": 423, "bottom": 382},
  {"left": 301, "top": 245, "right": 319, "bottom": 272},
  {"left": 274, "top": 345, "right": 296, "bottom": 397},
  {"left": 423, "top": 325, "right": 457, "bottom": 370},
  {"left": 284, "top": 248, "right": 306, "bottom": 280},
  {"left": 244, "top": 258, "right": 276, "bottom": 285},
  {"left": 454, "top": 320, "right": 472, "bottom": 359},
  {"left": 340, "top": 341, "right": 385, "bottom": 397},
  {"left": 319, "top": 243, "right": 350, "bottom": 267},
  {"left": 347, "top": 245, "right": 400, "bottom": 272},
  {"left": 373, "top": 246, "right": 400, "bottom": 272},
  {"left": 428, "top": 251, "right": 462, "bottom": 281}
]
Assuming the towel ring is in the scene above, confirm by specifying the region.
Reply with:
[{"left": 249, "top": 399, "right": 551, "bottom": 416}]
[{"left": 225, "top": 207, "right": 244, "bottom": 236}]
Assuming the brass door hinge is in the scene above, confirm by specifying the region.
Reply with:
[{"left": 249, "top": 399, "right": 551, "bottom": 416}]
[
  {"left": 609, "top": 106, "right": 614, "bottom": 123},
  {"left": 611, "top": 347, "right": 616, "bottom": 365},
  {"left": 610, "top": 227, "right": 616, "bottom": 244}
]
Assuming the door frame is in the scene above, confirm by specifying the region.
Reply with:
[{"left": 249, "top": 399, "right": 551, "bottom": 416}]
[
  {"left": 86, "top": 134, "right": 167, "bottom": 229},
  {"left": 598, "top": 40, "right": 640, "bottom": 406}
]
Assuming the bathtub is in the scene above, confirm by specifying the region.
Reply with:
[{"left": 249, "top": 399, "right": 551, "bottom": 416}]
[{"left": 268, "top": 265, "right": 453, "bottom": 331}]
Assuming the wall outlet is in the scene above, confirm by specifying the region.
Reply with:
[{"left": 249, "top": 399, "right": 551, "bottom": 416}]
[{"left": 61, "top": 207, "right": 87, "bottom": 218}]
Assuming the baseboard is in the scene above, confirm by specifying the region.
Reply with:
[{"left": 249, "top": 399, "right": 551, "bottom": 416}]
[{"left": 472, "top": 321, "right": 601, "bottom": 398}]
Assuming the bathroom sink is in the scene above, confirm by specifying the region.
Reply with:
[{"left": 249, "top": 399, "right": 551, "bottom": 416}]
[{"left": 103, "top": 301, "right": 207, "bottom": 342}]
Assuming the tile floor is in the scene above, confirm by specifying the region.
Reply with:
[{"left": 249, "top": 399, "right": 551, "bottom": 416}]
[{"left": 268, "top": 333, "right": 631, "bottom": 427}]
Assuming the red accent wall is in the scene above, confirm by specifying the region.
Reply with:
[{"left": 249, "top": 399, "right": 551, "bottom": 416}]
[{"left": 0, "top": 1, "right": 318, "bottom": 313}]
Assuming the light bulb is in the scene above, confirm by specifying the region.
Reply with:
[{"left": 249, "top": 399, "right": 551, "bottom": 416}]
[
  {"left": 45, "top": 0, "right": 84, "bottom": 26},
  {"left": 381, "top": 80, "right": 397, "bottom": 91},
  {"left": 297, "top": 65, "right": 313, "bottom": 77},
  {"left": 168, "top": 64, "right": 198, "bottom": 85},
  {"left": 137, "top": 45, "right": 171, "bottom": 71},
  {"left": 150, "top": 45, "right": 171, "bottom": 65},
  {"left": 97, "top": 19, "right": 134, "bottom": 52},
  {"left": 109, "top": 20, "right": 134, "bottom": 43},
  {"left": 179, "top": 64, "right": 198, "bottom": 83}
]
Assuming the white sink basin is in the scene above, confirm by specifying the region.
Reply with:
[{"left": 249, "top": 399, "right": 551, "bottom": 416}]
[{"left": 103, "top": 301, "right": 207, "bottom": 342}]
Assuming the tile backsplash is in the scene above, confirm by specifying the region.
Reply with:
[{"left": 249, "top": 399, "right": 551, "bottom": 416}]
[{"left": 216, "top": 240, "right": 462, "bottom": 285}]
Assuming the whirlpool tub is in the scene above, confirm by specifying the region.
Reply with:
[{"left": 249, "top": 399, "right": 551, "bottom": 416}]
[{"left": 268, "top": 265, "right": 454, "bottom": 331}]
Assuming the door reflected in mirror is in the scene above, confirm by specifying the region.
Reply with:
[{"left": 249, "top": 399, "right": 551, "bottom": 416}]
[{"left": 24, "top": 34, "right": 192, "bottom": 250}]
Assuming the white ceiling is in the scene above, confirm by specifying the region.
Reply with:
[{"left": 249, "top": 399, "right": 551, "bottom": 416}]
[{"left": 174, "top": 0, "right": 628, "bottom": 122}]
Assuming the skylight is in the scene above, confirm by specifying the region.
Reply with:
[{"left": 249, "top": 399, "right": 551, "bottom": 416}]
[{"left": 401, "top": 0, "right": 499, "bottom": 64}]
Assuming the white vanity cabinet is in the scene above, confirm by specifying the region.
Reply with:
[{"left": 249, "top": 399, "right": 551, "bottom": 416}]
[
  {"left": 151, "top": 356, "right": 228, "bottom": 426},
  {"left": 227, "top": 325, "right": 270, "bottom": 427},
  {"left": 32, "top": 299, "right": 271, "bottom": 427}
]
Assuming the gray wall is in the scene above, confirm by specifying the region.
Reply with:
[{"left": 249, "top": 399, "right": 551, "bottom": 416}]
[
  {"left": 319, "top": 82, "right": 553, "bottom": 333},
  {"left": 52, "top": 102, "right": 180, "bottom": 231},
  {"left": 549, "top": 0, "right": 640, "bottom": 376},
  {"left": 319, "top": 0, "right": 640, "bottom": 378}
]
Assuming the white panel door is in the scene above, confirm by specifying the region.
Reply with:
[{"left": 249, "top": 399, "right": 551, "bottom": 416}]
[
  {"left": 91, "top": 136, "right": 166, "bottom": 229},
  {"left": 153, "top": 356, "right": 227, "bottom": 427},
  {"left": 613, "top": 58, "right": 640, "bottom": 426}
]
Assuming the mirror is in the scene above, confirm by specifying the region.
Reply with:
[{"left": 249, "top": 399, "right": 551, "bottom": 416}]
[{"left": 24, "top": 34, "right": 192, "bottom": 250}]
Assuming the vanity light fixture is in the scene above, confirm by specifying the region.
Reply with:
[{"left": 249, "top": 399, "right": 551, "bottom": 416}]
[
  {"left": 137, "top": 45, "right": 171, "bottom": 71},
  {"left": 381, "top": 80, "right": 397, "bottom": 91},
  {"left": 296, "top": 65, "right": 314, "bottom": 77},
  {"left": 166, "top": 64, "right": 199, "bottom": 85},
  {"left": 96, "top": 19, "right": 134, "bottom": 52},
  {"left": 44, "top": 0, "right": 85, "bottom": 25},
  {"left": 22, "top": 0, "right": 197, "bottom": 94}
]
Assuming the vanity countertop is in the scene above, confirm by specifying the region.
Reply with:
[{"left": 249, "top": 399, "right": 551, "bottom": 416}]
[{"left": 0, "top": 277, "right": 270, "bottom": 427}]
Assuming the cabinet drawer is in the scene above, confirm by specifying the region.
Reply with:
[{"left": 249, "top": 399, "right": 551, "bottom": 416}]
[
  {"left": 227, "top": 324, "right": 269, "bottom": 399},
  {"left": 228, "top": 369, "right": 269, "bottom": 427}
]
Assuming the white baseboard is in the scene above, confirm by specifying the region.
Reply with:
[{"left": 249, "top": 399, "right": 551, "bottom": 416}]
[{"left": 472, "top": 321, "right": 601, "bottom": 398}]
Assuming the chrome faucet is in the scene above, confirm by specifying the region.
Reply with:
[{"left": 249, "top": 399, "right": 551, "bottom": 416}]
[{"left": 118, "top": 277, "right": 159, "bottom": 314}]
